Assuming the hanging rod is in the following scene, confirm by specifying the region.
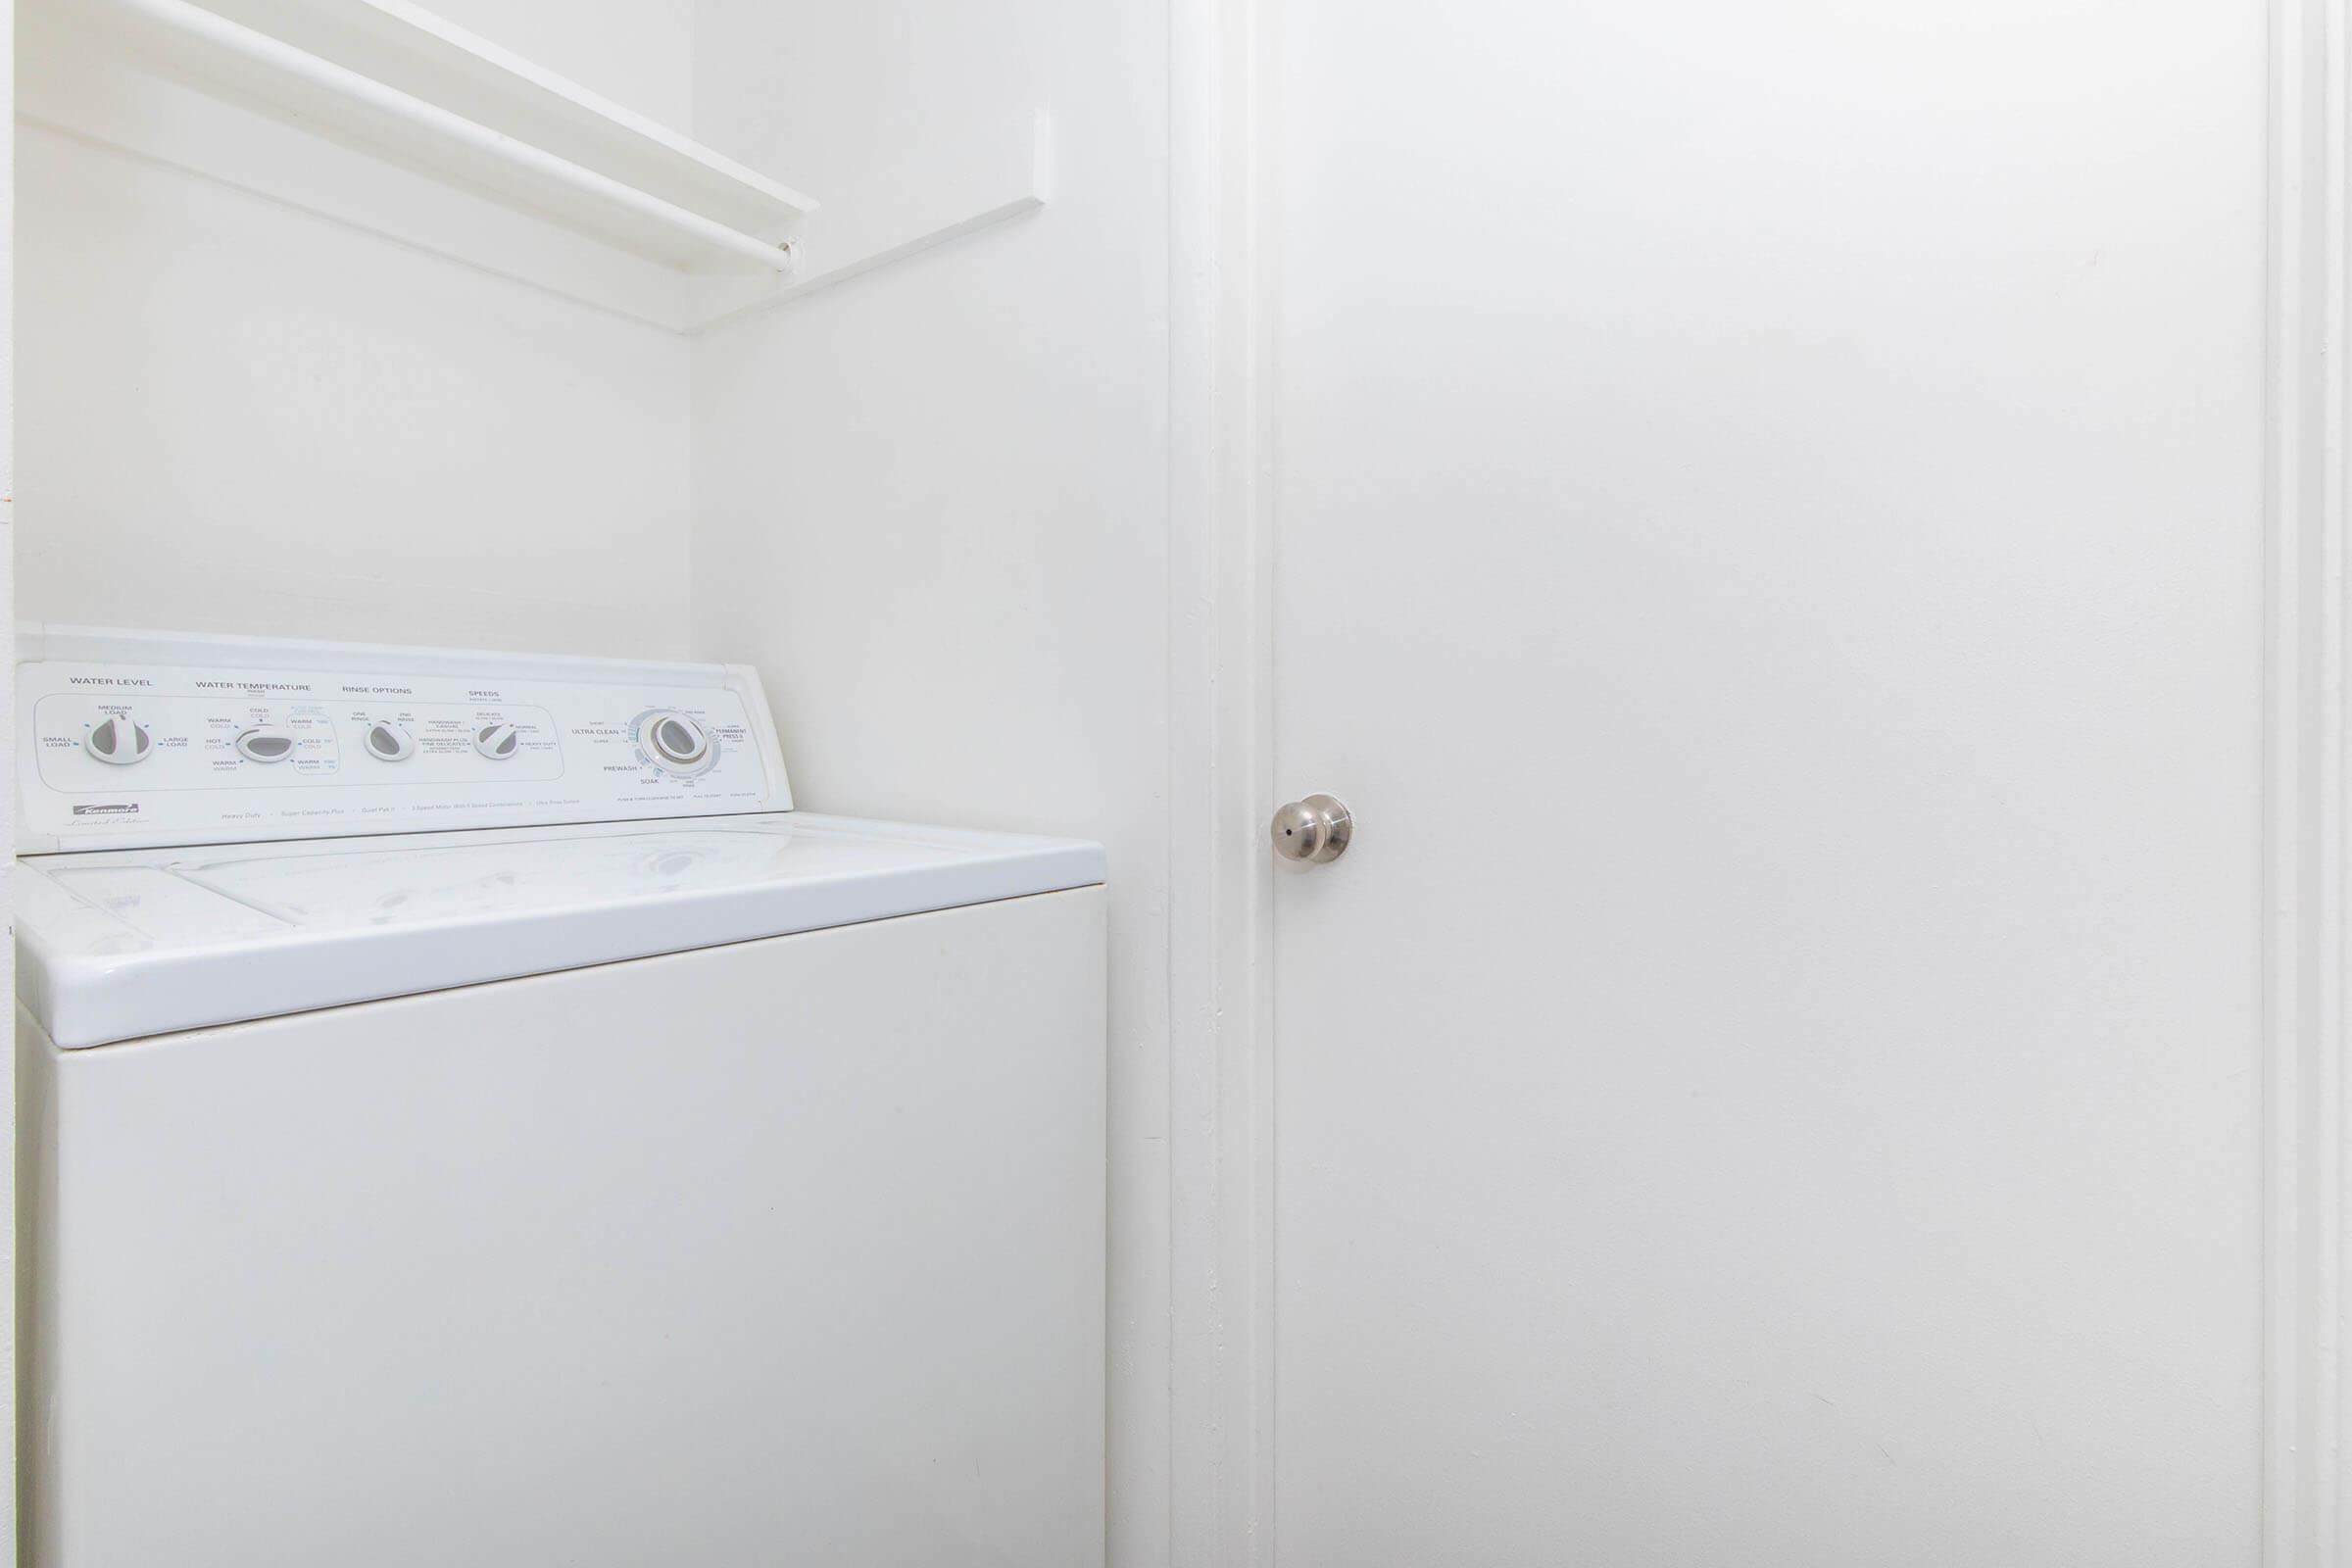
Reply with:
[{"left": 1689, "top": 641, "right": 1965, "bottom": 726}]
[{"left": 93, "top": 0, "right": 801, "bottom": 274}]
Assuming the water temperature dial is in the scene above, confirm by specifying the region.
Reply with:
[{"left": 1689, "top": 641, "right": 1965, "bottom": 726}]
[{"left": 234, "top": 726, "right": 298, "bottom": 764}]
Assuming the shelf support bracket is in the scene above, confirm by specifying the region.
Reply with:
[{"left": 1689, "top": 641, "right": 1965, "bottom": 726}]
[{"left": 688, "top": 110, "right": 1052, "bottom": 333}]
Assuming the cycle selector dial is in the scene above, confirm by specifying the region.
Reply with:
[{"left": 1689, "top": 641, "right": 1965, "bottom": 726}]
[
  {"left": 473, "top": 721, "right": 522, "bottom": 760},
  {"left": 84, "top": 712, "right": 154, "bottom": 766},
  {"left": 635, "top": 710, "right": 714, "bottom": 775},
  {"left": 364, "top": 721, "right": 416, "bottom": 762},
  {"left": 235, "top": 726, "right": 298, "bottom": 764}
]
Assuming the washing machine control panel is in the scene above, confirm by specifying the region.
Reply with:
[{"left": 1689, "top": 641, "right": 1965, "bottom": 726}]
[{"left": 18, "top": 631, "right": 794, "bottom": 851}]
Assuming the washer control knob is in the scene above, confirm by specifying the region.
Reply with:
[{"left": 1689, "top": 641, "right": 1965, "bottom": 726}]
[
  {"left": 636, "top": 710, "right": 713, "bottom": 774},
  {"left": 84, "top": 711, "right": 154, "bottom": 766},
  {"left": 364, "top": 721, "right": 416, "bottom": 762},
  {"left": 235, "top": 726, "right": 298, "bottom": 764},
  {"left": 473, "top": 721, "right": 522, "bottom": 760}
]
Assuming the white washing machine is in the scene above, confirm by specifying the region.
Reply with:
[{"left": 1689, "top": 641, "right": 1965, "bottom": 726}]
[{"left": 13, "top": 626, "right": 1106, "bottom": 1568}]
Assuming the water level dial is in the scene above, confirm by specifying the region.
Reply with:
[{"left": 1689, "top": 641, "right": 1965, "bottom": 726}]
[{"left": 84, "top": 712, "right": 154, "bottom": 766}]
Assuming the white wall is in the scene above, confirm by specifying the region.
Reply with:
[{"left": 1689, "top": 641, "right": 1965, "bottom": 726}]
[
  {"left": 15, "top": 1, "right": 697, "bottom": 659},
  {"left": 688, "top": 3, "right": 1171, "bottom": 1561},
  {"left": 3, "top": 0, "right": 18, "bottom": 1548}
]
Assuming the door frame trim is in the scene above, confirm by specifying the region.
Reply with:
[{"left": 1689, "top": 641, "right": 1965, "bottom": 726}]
[
  {"left": 1168, "top": 0, "right": 1279, "bottom": 1560},
  {"left": 2264, "top": 0, "right": 2352, "bottom": 1561}
]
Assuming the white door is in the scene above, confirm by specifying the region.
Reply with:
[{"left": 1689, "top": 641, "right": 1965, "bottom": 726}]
[{"left": 1267, "top": 3, "right": 2267, "bottom": 1563}]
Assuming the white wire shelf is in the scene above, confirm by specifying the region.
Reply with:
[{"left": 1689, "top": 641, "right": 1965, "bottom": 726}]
[{"left": 20, "top": 0, "right": 1050, "bottom": 331}]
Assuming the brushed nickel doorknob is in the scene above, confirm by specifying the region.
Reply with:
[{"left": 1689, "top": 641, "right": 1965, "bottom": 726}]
[{"left": 1271, "top": 794, "right": 1352, "bottom": 864}]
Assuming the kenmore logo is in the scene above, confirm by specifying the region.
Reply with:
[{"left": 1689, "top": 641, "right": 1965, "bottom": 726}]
[{"left": 71, "top": 803, "right": 140, "bottom": 817}]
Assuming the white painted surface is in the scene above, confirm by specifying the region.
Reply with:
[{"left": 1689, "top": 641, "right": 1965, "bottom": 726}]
[
  {"left": 16, "top": 42, "right": 717, "bottom": 331},
  {"left": 15, "top": 0, "right": 697, "bottom": 658},
  {"left": 177, "top": 0, "right": 813, "bottom": 234},
  {"left": 2259, "top": 1, "right": 2352, "bottom": 1557},
  {"left": 28, "top": 0, "right": 807, "bottom": 274},
  {"left": 1261, "top": 3, "right": 2269, "bottom": 1564},
  {"left": 2, "top": 0, "right": 19, "bottom": 1545},
  {"left": 20, "top": 886, "right": 1105, "bottom": 1568},
  {"left": 687, "top": 108, "right": 1049, "bottom": 332},
  {"left": 415, "top": 0, "right": 696, "bottom": 131},
  {"left": 7, "top": 0, "right": 2308, "bottom": 1560},
  {"left": 689, "top": 7, "right": 1172, "bottom": 1562},
  {"left": 1163, "top": 1, "right": 1276, "bottom": 1561}
]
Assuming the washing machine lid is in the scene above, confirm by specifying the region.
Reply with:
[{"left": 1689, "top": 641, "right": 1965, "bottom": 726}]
[{"left": 16, "top": 812, "right": 1106, "bottom": 1049}]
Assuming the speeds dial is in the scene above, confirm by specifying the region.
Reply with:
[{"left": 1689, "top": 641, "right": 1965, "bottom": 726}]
[
  {"left": 634, "top": 710, "right": 715, "bottom": 776},
  {"left": 473, "top": 721, "right": 522, "bottom": 760}
]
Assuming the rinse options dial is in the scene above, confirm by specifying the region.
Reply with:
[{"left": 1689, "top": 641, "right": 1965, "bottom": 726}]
[{"left": 363, "top": 721, "right": 416, "bottom": 762}]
